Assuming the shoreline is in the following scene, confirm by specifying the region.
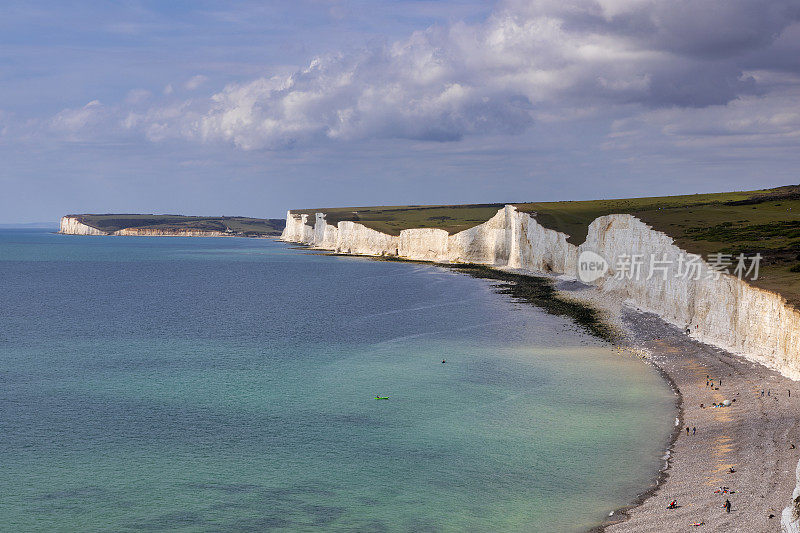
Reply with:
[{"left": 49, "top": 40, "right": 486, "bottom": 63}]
[
  {"left": 555, "top": 278, "right": 687, "bottom": 532},
  {"left": 309, "top": 244, "right": 799, "bottom": 532},
  {"left": 463, "top": 266, "right": 688, "bottom": 532},
  {"left": 590, "top": 353, "right": 685, "bottom": 532},
  {"left": 555, "top": 276, "right": 800, "bottom": 532}
]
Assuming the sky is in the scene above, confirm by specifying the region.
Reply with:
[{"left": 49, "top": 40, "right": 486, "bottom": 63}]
[{"left": 1, "top": 0, "right": 799, "bottom": 223}]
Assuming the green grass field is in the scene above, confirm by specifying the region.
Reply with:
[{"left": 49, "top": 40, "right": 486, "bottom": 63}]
[
  {"left": 72, "top": 214, "right": 286, "bottom": 237},
  {"left": 292, "top": 204, "right": 508, "bottom": 235},
  {"left": 293, "top": 185, "right": 800, "bottom": 306}
]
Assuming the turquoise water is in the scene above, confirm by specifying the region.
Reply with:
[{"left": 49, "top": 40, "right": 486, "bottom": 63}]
[{"left": 0, "top": 230, "right": 675, "bottom": 532}]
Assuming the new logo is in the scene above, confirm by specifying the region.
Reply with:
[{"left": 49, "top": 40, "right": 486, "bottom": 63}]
[{"left": 577, "top": 250, "right": 609, "bottom": 283}]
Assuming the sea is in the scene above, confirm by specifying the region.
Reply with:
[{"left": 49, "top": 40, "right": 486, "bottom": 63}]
[{"left": 0, "top": 229, "right": 675, "bottom": 532}]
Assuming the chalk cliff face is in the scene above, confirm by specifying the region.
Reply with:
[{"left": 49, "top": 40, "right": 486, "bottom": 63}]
[
  {"left": 582, "top": 215, "right": 800, "bottom": 379},
  {"left": 282, "top": 205, "right": 800, "bottom": 380},
  {"left": 113, "top": 227, "right": 226, "bottom": 237},
  {"left": 59, "top": 216, "right": 228, "bottom": 237},
  {"left": 59, "top": 216, "right": 108, "bottom": 236}
]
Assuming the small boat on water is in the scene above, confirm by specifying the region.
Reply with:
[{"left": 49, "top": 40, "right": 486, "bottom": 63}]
[{"left": 375, "top": 396, "right": 389, "bottom": 400}]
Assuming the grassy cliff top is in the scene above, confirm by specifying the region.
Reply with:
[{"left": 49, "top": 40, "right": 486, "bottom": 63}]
[
  {"left": 293, "top": 185, "right": 800, "bottom": 306},
  {"left": 291, "top": 203, "right": 508, "bottom": 236},
  {"left": 69, "top": 214, "right": 286, "bottom": 237}
]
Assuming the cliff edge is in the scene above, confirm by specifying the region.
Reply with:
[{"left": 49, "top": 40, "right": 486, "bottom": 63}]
[{"left": 59, "top": 216, "right": 109, "bottom": 236}]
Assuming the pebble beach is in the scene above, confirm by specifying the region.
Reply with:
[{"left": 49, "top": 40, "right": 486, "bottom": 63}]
[{"left": 557, "top": 279, "right": 800, "bottom": 532}]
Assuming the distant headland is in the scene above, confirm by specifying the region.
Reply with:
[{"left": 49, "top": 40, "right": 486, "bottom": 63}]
[{"left": 59, "top": 214, "right": 285, "bottom": 238}]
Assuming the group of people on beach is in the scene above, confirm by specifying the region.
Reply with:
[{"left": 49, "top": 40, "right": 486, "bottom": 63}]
[
  {"left": 668, "top": 499, "right": 731, "bottom": 513},
  {"left": 709, "top": 400, "right": 733, "bottom": 408},
  {"left": 669, "top": 372, "right": 796, "bottom": 523},
  {"left": 670, "top": 374, "right": 736, "bottom": 521},
  {"left": 758, "top": 388, "right": 792, "bottom": 397}
]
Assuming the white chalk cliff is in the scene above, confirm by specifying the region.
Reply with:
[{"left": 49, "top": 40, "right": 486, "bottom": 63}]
[
  {"left": 284, "top": 204, "right": 800, "bottom": 530},
  {"left": 113, "top": 227, "right": 226, "bottom": 237},
  {"left": 283, "top": 204, "right": 800, "bottom": 380},
  {"left": 59, "top": 216, "right": 108, "bottom": 236},
  {"left": 59, "top": 216, "right": 227, "bottom": 237}
]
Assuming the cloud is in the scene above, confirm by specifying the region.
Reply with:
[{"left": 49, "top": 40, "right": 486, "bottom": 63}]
[
  {"left": 600, "top": 78, "right": 800, "bottom": 174},
  {"left": 36, "top": 0, "right": 800, "bottom": 153},
  {"left": 185, "top": 75, "right": 208, "bottom": 91},
  {"left": 49, "top": 100, "right": 108, "bottom": 139},
  {"left": 507, "top": 0, "right": 800, "bottom": 59}
]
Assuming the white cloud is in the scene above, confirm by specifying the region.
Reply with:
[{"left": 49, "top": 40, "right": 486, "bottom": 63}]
[
  {"left": 34, "top": 0, "right": 800, "bottom": 155},
  {"left": 185, "top": 75, "right": 208, "bottom": 91},
  {"left": 49, "top": 100, "right": 106, "bottom": 136}
]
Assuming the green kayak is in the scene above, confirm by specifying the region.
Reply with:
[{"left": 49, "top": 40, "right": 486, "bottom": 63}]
[{"left": 375, "top": 396, "right": 389, "bottom": 400}]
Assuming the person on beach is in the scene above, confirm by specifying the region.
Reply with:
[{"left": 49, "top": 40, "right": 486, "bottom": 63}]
[
  {"left": 686, "top": 427, "right": 690, "bottom": 435},
  {"left": 724, "top": 499, "right": 731, "bottom": 513},
  {"left": 692, "top": 427, "right": 696, "bottom": 435},
  {"left": 667, "top": 500, "right": 678, "bottom": 509}
]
